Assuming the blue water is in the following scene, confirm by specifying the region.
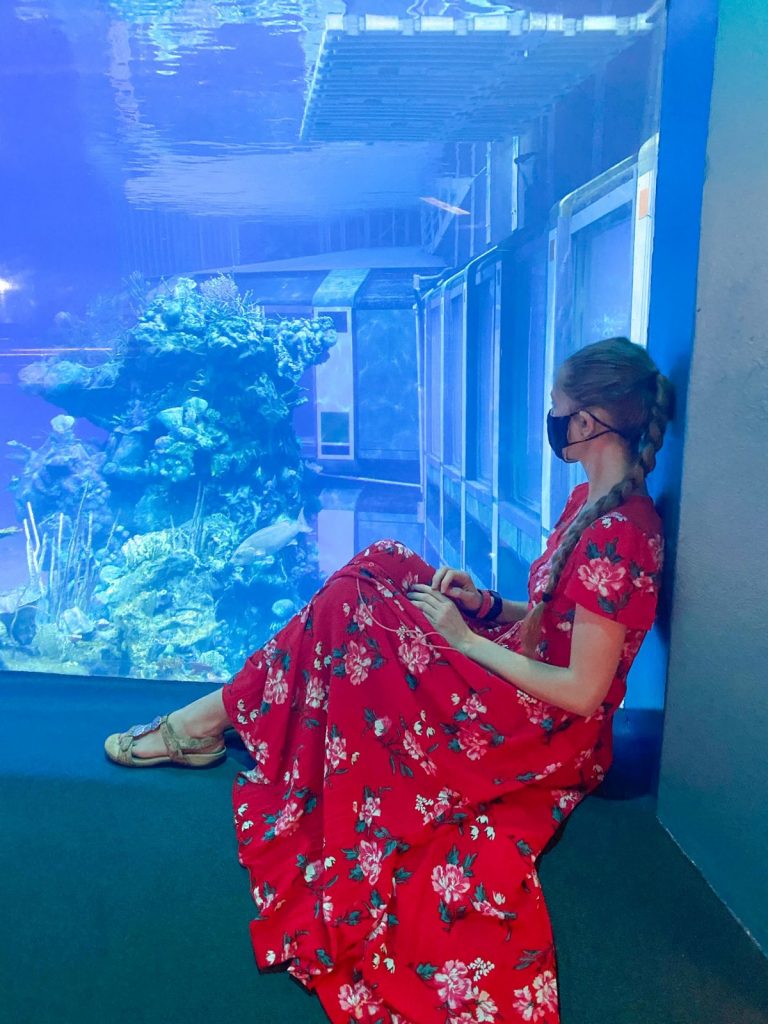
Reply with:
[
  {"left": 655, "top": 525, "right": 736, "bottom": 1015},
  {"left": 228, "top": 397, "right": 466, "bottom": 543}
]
[{"left": 0, "top": 0, "right": 666, "bottom": 684}]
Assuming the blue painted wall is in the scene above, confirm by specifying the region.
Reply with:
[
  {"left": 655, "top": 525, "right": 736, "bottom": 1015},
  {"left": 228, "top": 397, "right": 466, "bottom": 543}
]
[
  {"left": 655, "top": 0, "right": 768, "bottom": 953},
  {"left": 631, "top": 1, "right": 721, "bottom": 712}
]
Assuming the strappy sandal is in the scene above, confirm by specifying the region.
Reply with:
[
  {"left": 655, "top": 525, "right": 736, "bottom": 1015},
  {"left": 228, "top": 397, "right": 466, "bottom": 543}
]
[{"left": 104, "top": 714, "right": 227, "bottom": 768}]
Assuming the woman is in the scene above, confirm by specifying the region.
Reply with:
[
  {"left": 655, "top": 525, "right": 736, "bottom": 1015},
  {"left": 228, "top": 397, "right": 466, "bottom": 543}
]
[{"left": 105, "top": 336, "right": 672, "bottom": 1024}]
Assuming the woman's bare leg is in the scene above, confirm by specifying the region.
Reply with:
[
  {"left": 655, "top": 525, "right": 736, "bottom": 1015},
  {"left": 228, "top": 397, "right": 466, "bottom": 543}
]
[{"left": 128, "top": 686, "right": 232, "bottom": 759}]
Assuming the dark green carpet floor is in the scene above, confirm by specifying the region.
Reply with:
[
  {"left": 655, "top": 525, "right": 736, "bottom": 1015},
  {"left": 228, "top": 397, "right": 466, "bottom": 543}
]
[{"left": 2, "top": 672, "right": 767, "bottom": 1024}]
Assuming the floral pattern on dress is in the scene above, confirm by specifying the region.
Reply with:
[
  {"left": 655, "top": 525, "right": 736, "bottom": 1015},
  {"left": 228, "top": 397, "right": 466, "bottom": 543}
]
[
  {"left": 222, "top": 504, "right": 663, "bottom": 1024},
  {"left": 524, "top": 483, "right": 664, "bottom": 698},
  {"left": 562, "top": 507, "right": 664, "bottom": 631}
]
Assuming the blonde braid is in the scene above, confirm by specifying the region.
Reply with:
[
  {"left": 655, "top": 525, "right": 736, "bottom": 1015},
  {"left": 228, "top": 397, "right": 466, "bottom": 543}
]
[
  {"left": 518, "top": 369, "right": 673, "bottom": 660},
  {"left": 636, "top": 371, "right": 673, "bottom": 479}
]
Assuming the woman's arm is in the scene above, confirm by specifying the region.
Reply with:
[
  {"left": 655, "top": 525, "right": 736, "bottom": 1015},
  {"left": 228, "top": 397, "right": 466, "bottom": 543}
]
[
  {"left": 496, "top": 599, "right": 530, "bottom": 624},
  {"left": 458, "top": 603, "right": 627, "bottom": 717}
]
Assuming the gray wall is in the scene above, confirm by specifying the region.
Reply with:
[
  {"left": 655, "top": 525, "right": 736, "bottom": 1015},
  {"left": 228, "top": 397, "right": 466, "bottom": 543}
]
[{"left": 657, "top": 0, "right": 768, "bottom": 954}]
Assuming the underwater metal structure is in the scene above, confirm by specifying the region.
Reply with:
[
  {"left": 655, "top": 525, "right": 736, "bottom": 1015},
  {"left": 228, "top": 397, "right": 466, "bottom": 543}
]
[{"left": 301, "top": 10, "right": 656, "bottom": 143}]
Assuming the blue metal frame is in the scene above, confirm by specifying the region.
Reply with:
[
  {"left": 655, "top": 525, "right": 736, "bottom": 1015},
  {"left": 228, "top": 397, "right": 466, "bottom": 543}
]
[
  {"left": 636, "top": 0, "right": 720, "bottom": 713},
  {"left": 598, "top": 0, "right": 720, "bottom": 797}
]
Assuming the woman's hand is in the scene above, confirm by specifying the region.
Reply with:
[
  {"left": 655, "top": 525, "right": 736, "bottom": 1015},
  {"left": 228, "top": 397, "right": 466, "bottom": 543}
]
[
  {"left": 430, "top": 566, "right": 483, "bottom": 614},
  {"left": 406, "top": 583, "right": 475, "bottom": 653}
]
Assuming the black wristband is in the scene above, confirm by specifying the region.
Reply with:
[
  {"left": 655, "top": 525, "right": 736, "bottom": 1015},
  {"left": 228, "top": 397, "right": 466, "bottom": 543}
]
[{"left": 480, "top": 590, "right": 504, "bottom": 622}]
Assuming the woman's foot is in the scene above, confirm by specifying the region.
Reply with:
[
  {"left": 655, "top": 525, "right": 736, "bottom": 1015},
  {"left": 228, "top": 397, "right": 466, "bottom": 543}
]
[
  {"left": 128, "top": 686, "right": 231, "bottom": 758},
  {"left": 112, "top": 687, "right": 231, "bottom": 759},
  {"left": 126, "top": 710, "right": 224, "bottom": 759}
]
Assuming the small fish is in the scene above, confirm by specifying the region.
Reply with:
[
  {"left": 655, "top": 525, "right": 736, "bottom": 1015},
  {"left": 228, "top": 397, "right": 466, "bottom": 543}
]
[
  {"left": 420, "top": 196, "right": 471, "bottom": 216},
  {"left": 186, "top": 660, "right": 217, "bottom": 676},
  {"left": 60, "top": 606, "right": 94, "bottom": 637},
  {"left": 231, "top": 507, "right": 312, "bottom": 565},
  {"left": 0, "top": 526, "right": 21, "bottom": 539},
  {"left": 51, "top": 414, "right": 75, "bottom": 434},
  {"left": 271, "top": 598, "right": 296, "bottom": 618}
]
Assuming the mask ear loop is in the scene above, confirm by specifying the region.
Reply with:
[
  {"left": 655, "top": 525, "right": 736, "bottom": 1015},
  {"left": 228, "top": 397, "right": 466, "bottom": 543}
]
[{"left": 582, "top": 410, "right": 633, "bottom": 442}]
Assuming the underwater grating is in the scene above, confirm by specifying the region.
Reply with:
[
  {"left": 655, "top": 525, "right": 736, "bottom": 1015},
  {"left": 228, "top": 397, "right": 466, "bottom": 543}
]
[{"left": 300, "top": 10, "right": 656, "bottom": 143}]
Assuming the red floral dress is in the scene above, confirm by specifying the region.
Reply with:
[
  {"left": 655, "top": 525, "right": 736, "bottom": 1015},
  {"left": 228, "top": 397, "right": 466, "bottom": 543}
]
[{"left": 221, "top": 482, "right": 664, "bottom": 1024}]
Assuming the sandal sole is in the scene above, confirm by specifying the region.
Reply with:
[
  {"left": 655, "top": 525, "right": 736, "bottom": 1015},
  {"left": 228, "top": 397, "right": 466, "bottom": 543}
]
[{"left": 104, "top": 733, "right": 227, "bottom": 768}]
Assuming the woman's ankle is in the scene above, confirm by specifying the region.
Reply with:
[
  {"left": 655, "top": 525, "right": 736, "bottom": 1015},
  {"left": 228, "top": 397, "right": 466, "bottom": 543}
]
[
  {"left": 170, "top": 688, "right": 231, "bottom": 738},
  {"left": 169, "top": 708, "right": 227, "bottom": 739}
]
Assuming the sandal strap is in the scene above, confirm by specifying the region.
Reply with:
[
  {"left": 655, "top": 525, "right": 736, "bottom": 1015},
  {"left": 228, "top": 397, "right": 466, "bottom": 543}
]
[
  {"left": 116, "top": 731, "right": 140, "bottom": 766},
  {"left": 159, "top": 715, "right": 190, "bottom": 765},
  {"left": 116, "top": 716, "right": 175, "bottom": 766},
  {"left": 160, "top": 714, "right": 224, "bottom": 763},
  {"left": 116, "top": 714, "right": 222, "bottom": 766}
]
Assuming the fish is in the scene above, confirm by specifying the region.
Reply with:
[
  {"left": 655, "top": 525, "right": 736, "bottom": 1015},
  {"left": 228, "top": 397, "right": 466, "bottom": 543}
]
[
  {"left": 420, "top": 196, "right": 471, "bottom": 216},
  {"left": 51, "top": 414, "right": 75, "bottom": 434},
  {"left": 271, "top": 598, "right": 296, "bottom": 618},
  {"left": 231, "top": 507, "right": 312, "bottom": 565},
  {"left": 60, "top": 606, "right": 94, "bottom": 637},
  {"left": 186, "top": 660, "right": 219, "bottom": 677}
]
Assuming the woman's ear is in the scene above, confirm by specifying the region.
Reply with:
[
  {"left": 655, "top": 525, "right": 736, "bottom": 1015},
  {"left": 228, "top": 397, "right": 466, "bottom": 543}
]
[{"left": 573, "top": 409, "right": 592, "bottom": 438}]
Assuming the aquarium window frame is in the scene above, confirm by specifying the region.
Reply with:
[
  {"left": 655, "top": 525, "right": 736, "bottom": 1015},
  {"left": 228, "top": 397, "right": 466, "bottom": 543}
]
[
  {"left": 571, "top": 201, "right": 635, "bottom": 354},
  {"left": 543, "top": 175, "right": 636, "bottom": 541},
  {"left": 442, "top": 280, "right": 466, "bottom": 475},
  {"left": 423, "top": 293, "right": 444, "bottom": 559},
  {"left": 325, "top": 310, "right": 349, "bottom": 334},
  {"left": 465, "top": 262, "right": 497, "bottom": 491},
  {"left": 541, "top": 142, "right": 658, "bottom": 547},
  {"left": 497, "top": 247, "right": 545, "bottom": 527},
  {"left": 313, "top": 304, "right": 355, "bottom": 462},
  {"left": 425, "top": 298, "right": 443, "bottom": 462}
]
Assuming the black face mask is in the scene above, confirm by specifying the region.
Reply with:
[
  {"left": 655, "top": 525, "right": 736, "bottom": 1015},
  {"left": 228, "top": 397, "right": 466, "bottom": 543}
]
[{"left": 546, "top": 409, "right": 630, "bottom": 462}]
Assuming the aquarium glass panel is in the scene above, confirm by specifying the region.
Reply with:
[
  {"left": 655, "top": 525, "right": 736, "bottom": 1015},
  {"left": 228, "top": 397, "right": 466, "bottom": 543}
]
[
  {"left": 549, "top": 199, "right": 635, "bottom": 522},
  {"left": 0, "top": 1, "right": 668, "bottom": 684},
  {"left": 572, "top": 203, "right": 634, "bottom": 350},
  {"left": 467, "top": 274, "right": 494, "bottom": 486},
  {"left": 443, "top": 289, "right": 464, "bottom": 471},
  {"left": 426, "top": 302, "right": 442, "bottom": 460},
  {"left": 499, "top": 253, "right": 544, "bottom": 516}
]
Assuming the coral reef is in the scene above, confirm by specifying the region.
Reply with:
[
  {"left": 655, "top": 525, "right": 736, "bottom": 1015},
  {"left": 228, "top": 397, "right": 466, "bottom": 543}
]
[
  {"left": 2, "top": 276, "right": 335, "bottom": 681},
  {"left": 6, "top": 416, "right": 113, "bottom": 538}
]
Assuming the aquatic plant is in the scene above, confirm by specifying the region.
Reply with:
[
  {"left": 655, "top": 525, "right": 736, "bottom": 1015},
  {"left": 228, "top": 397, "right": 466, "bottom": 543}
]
[
  {"left": 199, "top": 273, "right": 240, "bottom": 308},
  {"left": 0, "top": 493, "right": 125, "bottom": 673}
]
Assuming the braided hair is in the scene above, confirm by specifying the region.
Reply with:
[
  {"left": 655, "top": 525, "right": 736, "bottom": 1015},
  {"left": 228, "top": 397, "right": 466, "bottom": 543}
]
[{"left": 518, "top": 336, "right": 674, "bottom": 660}]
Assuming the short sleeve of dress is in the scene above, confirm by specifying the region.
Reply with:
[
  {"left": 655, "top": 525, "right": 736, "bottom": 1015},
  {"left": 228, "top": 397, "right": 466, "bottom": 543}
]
[{"left": 561, "top": 514, "right": 663, "bottom": 632}]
